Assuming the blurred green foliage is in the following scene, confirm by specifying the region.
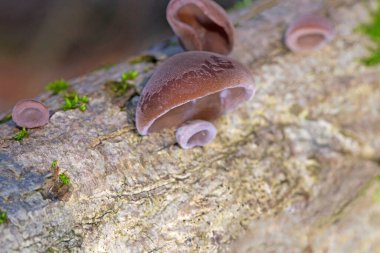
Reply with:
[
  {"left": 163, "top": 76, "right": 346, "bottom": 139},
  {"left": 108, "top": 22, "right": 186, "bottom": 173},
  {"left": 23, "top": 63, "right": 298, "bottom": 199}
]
[
  {"left": 46, "top": 79, "right": 69, "bottom": 94},
  {"left": 232, "top": 0, "right": 253, "bottom": 10},
  {"left": 357, "top": 1, "right": 380, "bottom": 66},
  {"left": 0, "top": 210, "right": 7, "bottom": 225}
]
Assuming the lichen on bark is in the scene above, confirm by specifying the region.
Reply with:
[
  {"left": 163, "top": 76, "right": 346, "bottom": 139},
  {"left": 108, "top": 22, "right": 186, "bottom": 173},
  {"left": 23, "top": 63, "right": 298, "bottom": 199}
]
[{"left": 1, "top": 0, "right": 380, "bottom": 252}]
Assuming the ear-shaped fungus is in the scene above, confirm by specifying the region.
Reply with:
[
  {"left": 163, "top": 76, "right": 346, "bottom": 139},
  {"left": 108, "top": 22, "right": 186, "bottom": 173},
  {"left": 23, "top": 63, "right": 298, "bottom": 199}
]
[
  {"left": 135, "top": 51, "right": 255, "bottom": 142},
  {"left": 285, "top": 13, "right": 334, "bottom": 53},
  {"left": 167, "top": 0, "right": 235, "bottom": 55},
  {"left": 176, "top": 120, "right": 217, "bottom": 149},
  {"left": 12, "top": 100, "right": 49, "bottom": 128}
]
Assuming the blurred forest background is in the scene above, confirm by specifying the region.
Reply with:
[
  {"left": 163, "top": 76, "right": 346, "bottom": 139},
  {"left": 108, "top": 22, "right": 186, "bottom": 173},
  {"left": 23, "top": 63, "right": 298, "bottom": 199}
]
[{"left": 0, "top": 0, "right": 238, "bottom": 112}]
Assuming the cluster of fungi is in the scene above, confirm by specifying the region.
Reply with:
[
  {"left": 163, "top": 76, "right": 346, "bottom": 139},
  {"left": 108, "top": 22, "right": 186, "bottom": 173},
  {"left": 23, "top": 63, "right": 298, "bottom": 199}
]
[
  {"left": 136, "top": 0, "right": 334, "bottom": 149},
  {"left": 10, "top": 0, "right": 334, "bottom": 150}
]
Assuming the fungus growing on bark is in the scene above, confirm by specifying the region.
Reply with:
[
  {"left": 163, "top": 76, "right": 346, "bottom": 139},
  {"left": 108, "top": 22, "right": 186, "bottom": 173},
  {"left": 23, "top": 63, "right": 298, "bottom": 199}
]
[
  {"left": 136, "top": 51, "right": 255, "bottom": 147},
  {"left": 12, "top": 100, "right": 49, "bottom": 128},
  {"left": 285, "top": 13, "right": 334, "bottom": 53},
  {"left": 176, "top": 120, "right": 217, "bottom": 149},
  {"left": 167, "top": 0, "right": 235, "bottom": 55}
]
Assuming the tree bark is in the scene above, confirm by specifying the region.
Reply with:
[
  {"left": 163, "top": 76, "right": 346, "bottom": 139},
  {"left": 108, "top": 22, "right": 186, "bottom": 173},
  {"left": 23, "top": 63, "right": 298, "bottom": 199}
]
[{"left": 1, "top": 0, "right": 380, "bottom": 252}]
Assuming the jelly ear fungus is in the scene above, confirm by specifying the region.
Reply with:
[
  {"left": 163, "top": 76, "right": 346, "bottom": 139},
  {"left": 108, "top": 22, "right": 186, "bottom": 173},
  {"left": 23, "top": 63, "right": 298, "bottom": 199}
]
[
  {"left": 176, "top": 120, "right": 217, "bottom": 149},
  {"left": 285, "top": 13, "right": 334, "bottom": 53},
  {"left": 135, "top": 51, "right": 255, "bottom": 148},
  {"left": 12, "top": 100, "right": 49, "bottom": 128},
  {"left": 166, "top": 0, "right": 235, "bottom": 55}
]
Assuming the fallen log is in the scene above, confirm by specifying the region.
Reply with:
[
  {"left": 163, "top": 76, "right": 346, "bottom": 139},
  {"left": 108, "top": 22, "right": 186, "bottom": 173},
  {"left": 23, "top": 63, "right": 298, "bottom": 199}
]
[{"left": 0, "top": 0, "right": 379, "bottom": 252}]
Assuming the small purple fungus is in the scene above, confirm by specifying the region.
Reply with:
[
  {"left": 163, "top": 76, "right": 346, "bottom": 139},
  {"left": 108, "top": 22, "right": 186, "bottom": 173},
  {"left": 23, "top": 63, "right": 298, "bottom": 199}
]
[
  {"left": 176, "top": 120, "right": 217, "bottom": 149},
  {"left": 166, "top": 0, "right": 235, "bottom": 55},
  {"left": 285, "top": 13, "right": 334, "bottom": 53},
  {"left": 12, "top": 100, "right": 49, "bottom": 128},
  {"left": 135, "top": 51, "right": 255, "bottom": 148}
]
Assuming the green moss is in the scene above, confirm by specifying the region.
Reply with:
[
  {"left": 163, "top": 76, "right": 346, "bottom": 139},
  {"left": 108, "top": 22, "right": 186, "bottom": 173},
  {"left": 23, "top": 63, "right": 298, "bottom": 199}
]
[
  {"left": 169, "top": 40, "right": 179, "bottom": 46},
  {"left": 13, "top": 128, "right": 28, "bottom": 141},
  {"left": 45, "top": 247, "right": 59, "bottom": 253},
  {"left": 46, "top": 79, "right": 69, "bottom": 94},
  {"left": 232, "top": 0, "right": 253, "bottom": 10},
  {"left": 0, "top": 210, "right": 7, "bottom": 224},
  {"left": 357, "top": 1, "right": 380, "bottom": 66},
  {"left": 59, "top": 173, "right": 70, "bottom": 185},
  {"left": 358, "top": 3, "right": 380, "bottom": 43},
  {"left": 98, "top": 63, "right": 116, "bottom": 70},
  {"left": 46, "top": 79, "right": 89, "bottom": 111},
  {"left": 375, "top": 175, "right": 380, "bottom": 201},
  {"left": 375, "top": 189, "right": 380, "bottom": 201},
  {"left": 51, "top": 160, "right": 58, "bottom": 169},
  {"left": 361, "top": 48, "right": 380, "bottom": 66},
  {"left": 129, "top": 55, "right": 157, "bottom": 65},
  {"left": 121, "top": 70, "right": 138, "bottom": 81},
  {"left": 0, "top": 114, "right": 12, "bottom": 124},
  {"left": 111, "top": 82, "right": 129, "bottom": 97},
  {"left": 111, "top": 70, "right": 139, "bottom": 97},
  {"left": 62, "top": 92, "right": 89, "bottom": 112}
]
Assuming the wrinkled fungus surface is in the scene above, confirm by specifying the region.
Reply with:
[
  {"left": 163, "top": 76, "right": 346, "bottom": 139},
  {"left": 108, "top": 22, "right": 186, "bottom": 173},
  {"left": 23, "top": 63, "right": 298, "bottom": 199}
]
[
  {"left": 12, "top": 100, "right": 49, "bottom": 128},
  {"left": 285, "top": 13, "right": 334, "bottom": 53},
  {"left": 167, "top": 0, "right": 235, "bottom": 55},
  {"left": 136, "top": 51, "right": 255, "bottom": 135},
  {"left": 176, "top": 120, "right": 217, "bottom": 149}
]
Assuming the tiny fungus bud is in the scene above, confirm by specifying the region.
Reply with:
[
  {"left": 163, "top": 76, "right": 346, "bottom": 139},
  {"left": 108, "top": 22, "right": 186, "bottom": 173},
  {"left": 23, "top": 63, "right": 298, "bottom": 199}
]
[
  {"left": 167, "top": 0, "right": 235, "bottom": 55},
  {"left": 135, "top": 51, "right": 255, "bottom": 137},
  {"left": 285, "top": 13, "right": 334, "bottom": 53},
  {"left": 12, "top": 100, "right": 49, "bottom": 128},
  {"left": 176, "top": 120, "right": 217, "bottom": 149}
]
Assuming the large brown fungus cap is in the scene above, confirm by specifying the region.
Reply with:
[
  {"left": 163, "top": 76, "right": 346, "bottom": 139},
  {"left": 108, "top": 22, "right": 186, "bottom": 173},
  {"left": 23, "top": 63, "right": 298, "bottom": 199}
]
[
  {"left": 167, "top": 0, "right": 235, "bottom": 55},
  {"left": 136, "top": 51, "right": 255, "bottom": 135},
  {"left": 12, "top": 99, "right": 49, "bottom": 128}
]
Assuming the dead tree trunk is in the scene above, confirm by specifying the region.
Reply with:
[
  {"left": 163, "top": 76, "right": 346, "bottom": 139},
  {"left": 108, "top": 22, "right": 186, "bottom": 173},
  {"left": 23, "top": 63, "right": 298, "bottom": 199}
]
[{"left": 1, "top": 0, "right": 380, "bottom": 252}]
